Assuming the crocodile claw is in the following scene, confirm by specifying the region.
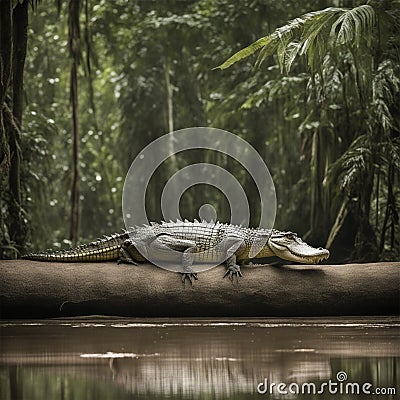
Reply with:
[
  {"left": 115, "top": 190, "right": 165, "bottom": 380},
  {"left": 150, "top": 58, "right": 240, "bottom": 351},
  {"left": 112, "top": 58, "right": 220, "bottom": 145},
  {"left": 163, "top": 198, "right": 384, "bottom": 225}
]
[
  {"left": 117, "top": 257, "right": 137, "bottom": 265},
  {"left": 223, "top": 265, "right": 243, "bottom": 282},
  {"left": 181, "top": 272, "right": 198, "bottom": 285}
]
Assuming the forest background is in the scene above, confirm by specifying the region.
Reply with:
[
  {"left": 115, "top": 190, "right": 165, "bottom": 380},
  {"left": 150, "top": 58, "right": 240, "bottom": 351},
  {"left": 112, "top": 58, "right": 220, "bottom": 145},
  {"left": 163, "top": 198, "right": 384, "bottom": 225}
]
[{"left": 0, "top": 0, "right": 399, "bottom": 263}]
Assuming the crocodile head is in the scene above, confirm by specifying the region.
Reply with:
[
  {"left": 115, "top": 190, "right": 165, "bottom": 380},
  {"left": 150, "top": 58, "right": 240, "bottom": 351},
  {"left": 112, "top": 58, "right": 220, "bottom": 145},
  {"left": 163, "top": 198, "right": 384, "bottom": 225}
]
[{"left": 267, "top": 231, "right": 330, "bottom": 264}]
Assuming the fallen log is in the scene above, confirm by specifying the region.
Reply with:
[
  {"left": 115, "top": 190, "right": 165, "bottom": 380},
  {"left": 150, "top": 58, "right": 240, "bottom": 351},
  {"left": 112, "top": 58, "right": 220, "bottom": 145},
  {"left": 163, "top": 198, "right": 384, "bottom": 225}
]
[{"left": 0, "top": 260, "right": 398, "bottom": 318}]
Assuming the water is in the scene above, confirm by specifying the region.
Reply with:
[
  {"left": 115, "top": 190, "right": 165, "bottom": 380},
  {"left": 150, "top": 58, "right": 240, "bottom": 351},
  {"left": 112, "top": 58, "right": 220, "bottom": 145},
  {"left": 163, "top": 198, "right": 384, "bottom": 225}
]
[{"left": 0, "top": 317, "right": 399, "bottom": 399}]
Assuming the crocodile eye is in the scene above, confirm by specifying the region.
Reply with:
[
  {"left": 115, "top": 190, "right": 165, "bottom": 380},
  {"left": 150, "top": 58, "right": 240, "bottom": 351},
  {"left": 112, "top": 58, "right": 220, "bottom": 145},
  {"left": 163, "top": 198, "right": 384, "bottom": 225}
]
[{"left": 286, "top": 233, "right": 296, "bottom": 240}]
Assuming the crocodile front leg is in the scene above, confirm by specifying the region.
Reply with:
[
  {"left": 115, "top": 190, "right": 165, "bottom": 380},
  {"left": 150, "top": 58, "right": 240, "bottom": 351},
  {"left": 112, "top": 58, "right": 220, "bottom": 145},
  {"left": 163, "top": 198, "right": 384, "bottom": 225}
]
[
  {"left": 181, "top": 246, "right": 198, "bottom": 285},
  {"left": 223, "top": 254, "right": 243, "bottom": 281},
  {"left": 220, "top": 238, "right": 245, "bottom": 282}
]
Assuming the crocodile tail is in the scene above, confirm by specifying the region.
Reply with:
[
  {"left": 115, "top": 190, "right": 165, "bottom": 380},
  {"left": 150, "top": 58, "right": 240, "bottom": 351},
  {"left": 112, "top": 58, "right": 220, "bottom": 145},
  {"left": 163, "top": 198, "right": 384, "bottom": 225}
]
[{"left": 21, "top": 232, "right": 128, "bottom": 262}]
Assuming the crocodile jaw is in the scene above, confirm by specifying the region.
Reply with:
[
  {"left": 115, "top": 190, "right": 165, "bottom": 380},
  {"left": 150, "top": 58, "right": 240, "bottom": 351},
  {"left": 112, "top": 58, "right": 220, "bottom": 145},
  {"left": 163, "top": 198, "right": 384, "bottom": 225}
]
[{"left": 268, "top": 233, "right": 330, "bottom": 264}]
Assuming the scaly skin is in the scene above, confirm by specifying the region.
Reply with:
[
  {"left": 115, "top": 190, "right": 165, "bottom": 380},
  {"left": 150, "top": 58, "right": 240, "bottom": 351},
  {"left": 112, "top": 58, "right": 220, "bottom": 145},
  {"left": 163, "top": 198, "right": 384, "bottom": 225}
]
[{"left": 22, "top": 220, "right": 330, "bottom": 284}]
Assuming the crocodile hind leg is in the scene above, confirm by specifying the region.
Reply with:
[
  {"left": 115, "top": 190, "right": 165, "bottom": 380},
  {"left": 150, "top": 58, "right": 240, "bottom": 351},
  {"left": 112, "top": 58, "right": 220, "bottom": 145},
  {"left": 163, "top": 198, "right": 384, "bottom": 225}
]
[
  {"left": 118, "top": 248, "right": 137, "bottom": 265},
  {"left": 117, "top": 240, "right": 139, "bottom": 265}
]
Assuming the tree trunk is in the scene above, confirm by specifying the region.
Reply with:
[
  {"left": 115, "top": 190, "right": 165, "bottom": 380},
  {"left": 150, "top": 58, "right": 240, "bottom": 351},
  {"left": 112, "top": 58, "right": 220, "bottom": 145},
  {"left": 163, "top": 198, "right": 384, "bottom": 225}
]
[
  {"left": 4, "top": 104, "right": 24, "bottom": 253},
  {"left": 0, "top": 0, "right": 12, "bottom": 174},
  {"left": 325, "top": 198, "right": 349, "bottom": 249},
  {"left": 0, "top": 0, "right": 12, "bottom": 258},
  {"left": 12, "top": 0, "right": 27, "bottom": 126},
  {"left": 165, "top": 59, "right": 174, "bottom": 134},
  {"left": 356, "top": 167, "right": 378, "bottom": 261},
  {"left": 379, "top": 166, "right": 395, "bottom": 254},
  {"left": 1, "top": 260, "right": 399, "bottom": 318},
  {"left": 310, "top": 128, "right": 324, "bottom": 239},
  {"left": 164, "top": 58, "right": 178, "bottom": 172},
  {"left": 7, "top": 0, "right": 28, "bottom": 250},
  {"left": 0, "top": 0, "right": 28, "bottom": 255},
  {"left": 68, "top": 0, "right": 81, "bottom": 244}
]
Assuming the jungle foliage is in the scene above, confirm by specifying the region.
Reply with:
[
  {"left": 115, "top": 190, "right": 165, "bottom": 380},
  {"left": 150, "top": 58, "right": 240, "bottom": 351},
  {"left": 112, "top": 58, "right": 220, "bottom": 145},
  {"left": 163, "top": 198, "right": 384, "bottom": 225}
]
[{"left": 0, "top": 0, "right": 399, "bottom": 262}]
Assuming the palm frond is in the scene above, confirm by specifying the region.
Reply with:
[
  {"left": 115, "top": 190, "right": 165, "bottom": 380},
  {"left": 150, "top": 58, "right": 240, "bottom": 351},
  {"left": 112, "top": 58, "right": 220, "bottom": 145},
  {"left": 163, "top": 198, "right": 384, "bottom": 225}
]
[
  {"left": 214, "top": 7, "right": 342, "bottom": 71},
  {"left": 387, "top": 141, "right": 400, "bottom": 173},
  {"left": 341, "top": 147, "right": 371, "bottom": 191},
  {"left": 282, "top": 41, "right": 301, "bottom": 74},
  {"left": 330, "top": 5, "right": 376, "bottom": 46},
  {"left": 374, "top": 141, "right": 400, "bottom": 174},
  {"left": 326, "top": 135, "right": 373, "bottom": 193},
  {"left": 215, "top": 5, "right": 381, "bottom": 75},
  {"left": 373, "top": 60, "right": 400, "bottom": 131},
  {"left": 212, "top": 35, "right": 275, "bottom": 70},
  {"left": 300, "top": 9, "right": 340, "bottom": 55}
]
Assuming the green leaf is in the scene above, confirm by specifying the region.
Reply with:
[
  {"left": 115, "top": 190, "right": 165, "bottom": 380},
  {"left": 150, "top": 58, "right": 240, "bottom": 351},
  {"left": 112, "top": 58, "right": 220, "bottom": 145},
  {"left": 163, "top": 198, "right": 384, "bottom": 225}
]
[
  {"left": 214, "top": 7, "right": 343, "bottom": 71},
  {"left": 284, "top": 41, "right": 301, "bottom": 73},
  {"left": 330, "top": 5, "right": 376, "bottom": 46},
  {"left": 213, "top": 35, "right": 273, "bottom": 70}
]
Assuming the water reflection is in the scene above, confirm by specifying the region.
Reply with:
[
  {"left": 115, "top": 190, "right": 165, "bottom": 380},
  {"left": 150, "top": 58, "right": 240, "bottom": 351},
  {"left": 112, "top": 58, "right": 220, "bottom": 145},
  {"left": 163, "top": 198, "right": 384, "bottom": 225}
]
[{"left": 0, "top": 318, "right": 399, "bottom": 399}]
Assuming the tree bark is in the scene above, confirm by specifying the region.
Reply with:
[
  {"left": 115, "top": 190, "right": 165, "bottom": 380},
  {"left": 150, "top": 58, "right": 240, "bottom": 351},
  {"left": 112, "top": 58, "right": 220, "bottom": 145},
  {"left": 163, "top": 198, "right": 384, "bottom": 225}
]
[
  {"left": 0, "top": 260, "right": 398, "bottom": 318},
  {"left": 68, "top": 0, "right": 81, "bottom": 244},
  {"left": 325, "top": 198, "right": 349, "bottom": 249},
  {"left": 7, "top": 0, "right": 28, "bottom": 250},
  {"left": 12, "top": 0, "right": 28, "bottom": 126},
  {"left": 0, "top": 0, "right": 12, "bottom": 173},
  {"left": 310, "top": 128, "right": 323, "bottom": 238},
  {"left": 0, "top": 0, "right": 12, "bottom": 259},
  {"left": 0, "top": 0, "right": 28, "bottom": 255}
]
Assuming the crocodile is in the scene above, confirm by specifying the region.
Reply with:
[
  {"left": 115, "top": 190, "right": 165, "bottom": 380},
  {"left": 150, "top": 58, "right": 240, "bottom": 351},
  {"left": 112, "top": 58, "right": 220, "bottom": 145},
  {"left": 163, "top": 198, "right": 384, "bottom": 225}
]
[{"left": 22, "top": 220, "right": 330, "bottom": 283}]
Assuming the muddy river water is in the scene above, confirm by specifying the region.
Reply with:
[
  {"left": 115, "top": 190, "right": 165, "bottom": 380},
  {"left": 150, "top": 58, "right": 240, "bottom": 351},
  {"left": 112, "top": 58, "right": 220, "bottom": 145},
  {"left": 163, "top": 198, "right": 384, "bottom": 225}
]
[{"left": 0, "top": 317, "right": 399, "bottom": 399}]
